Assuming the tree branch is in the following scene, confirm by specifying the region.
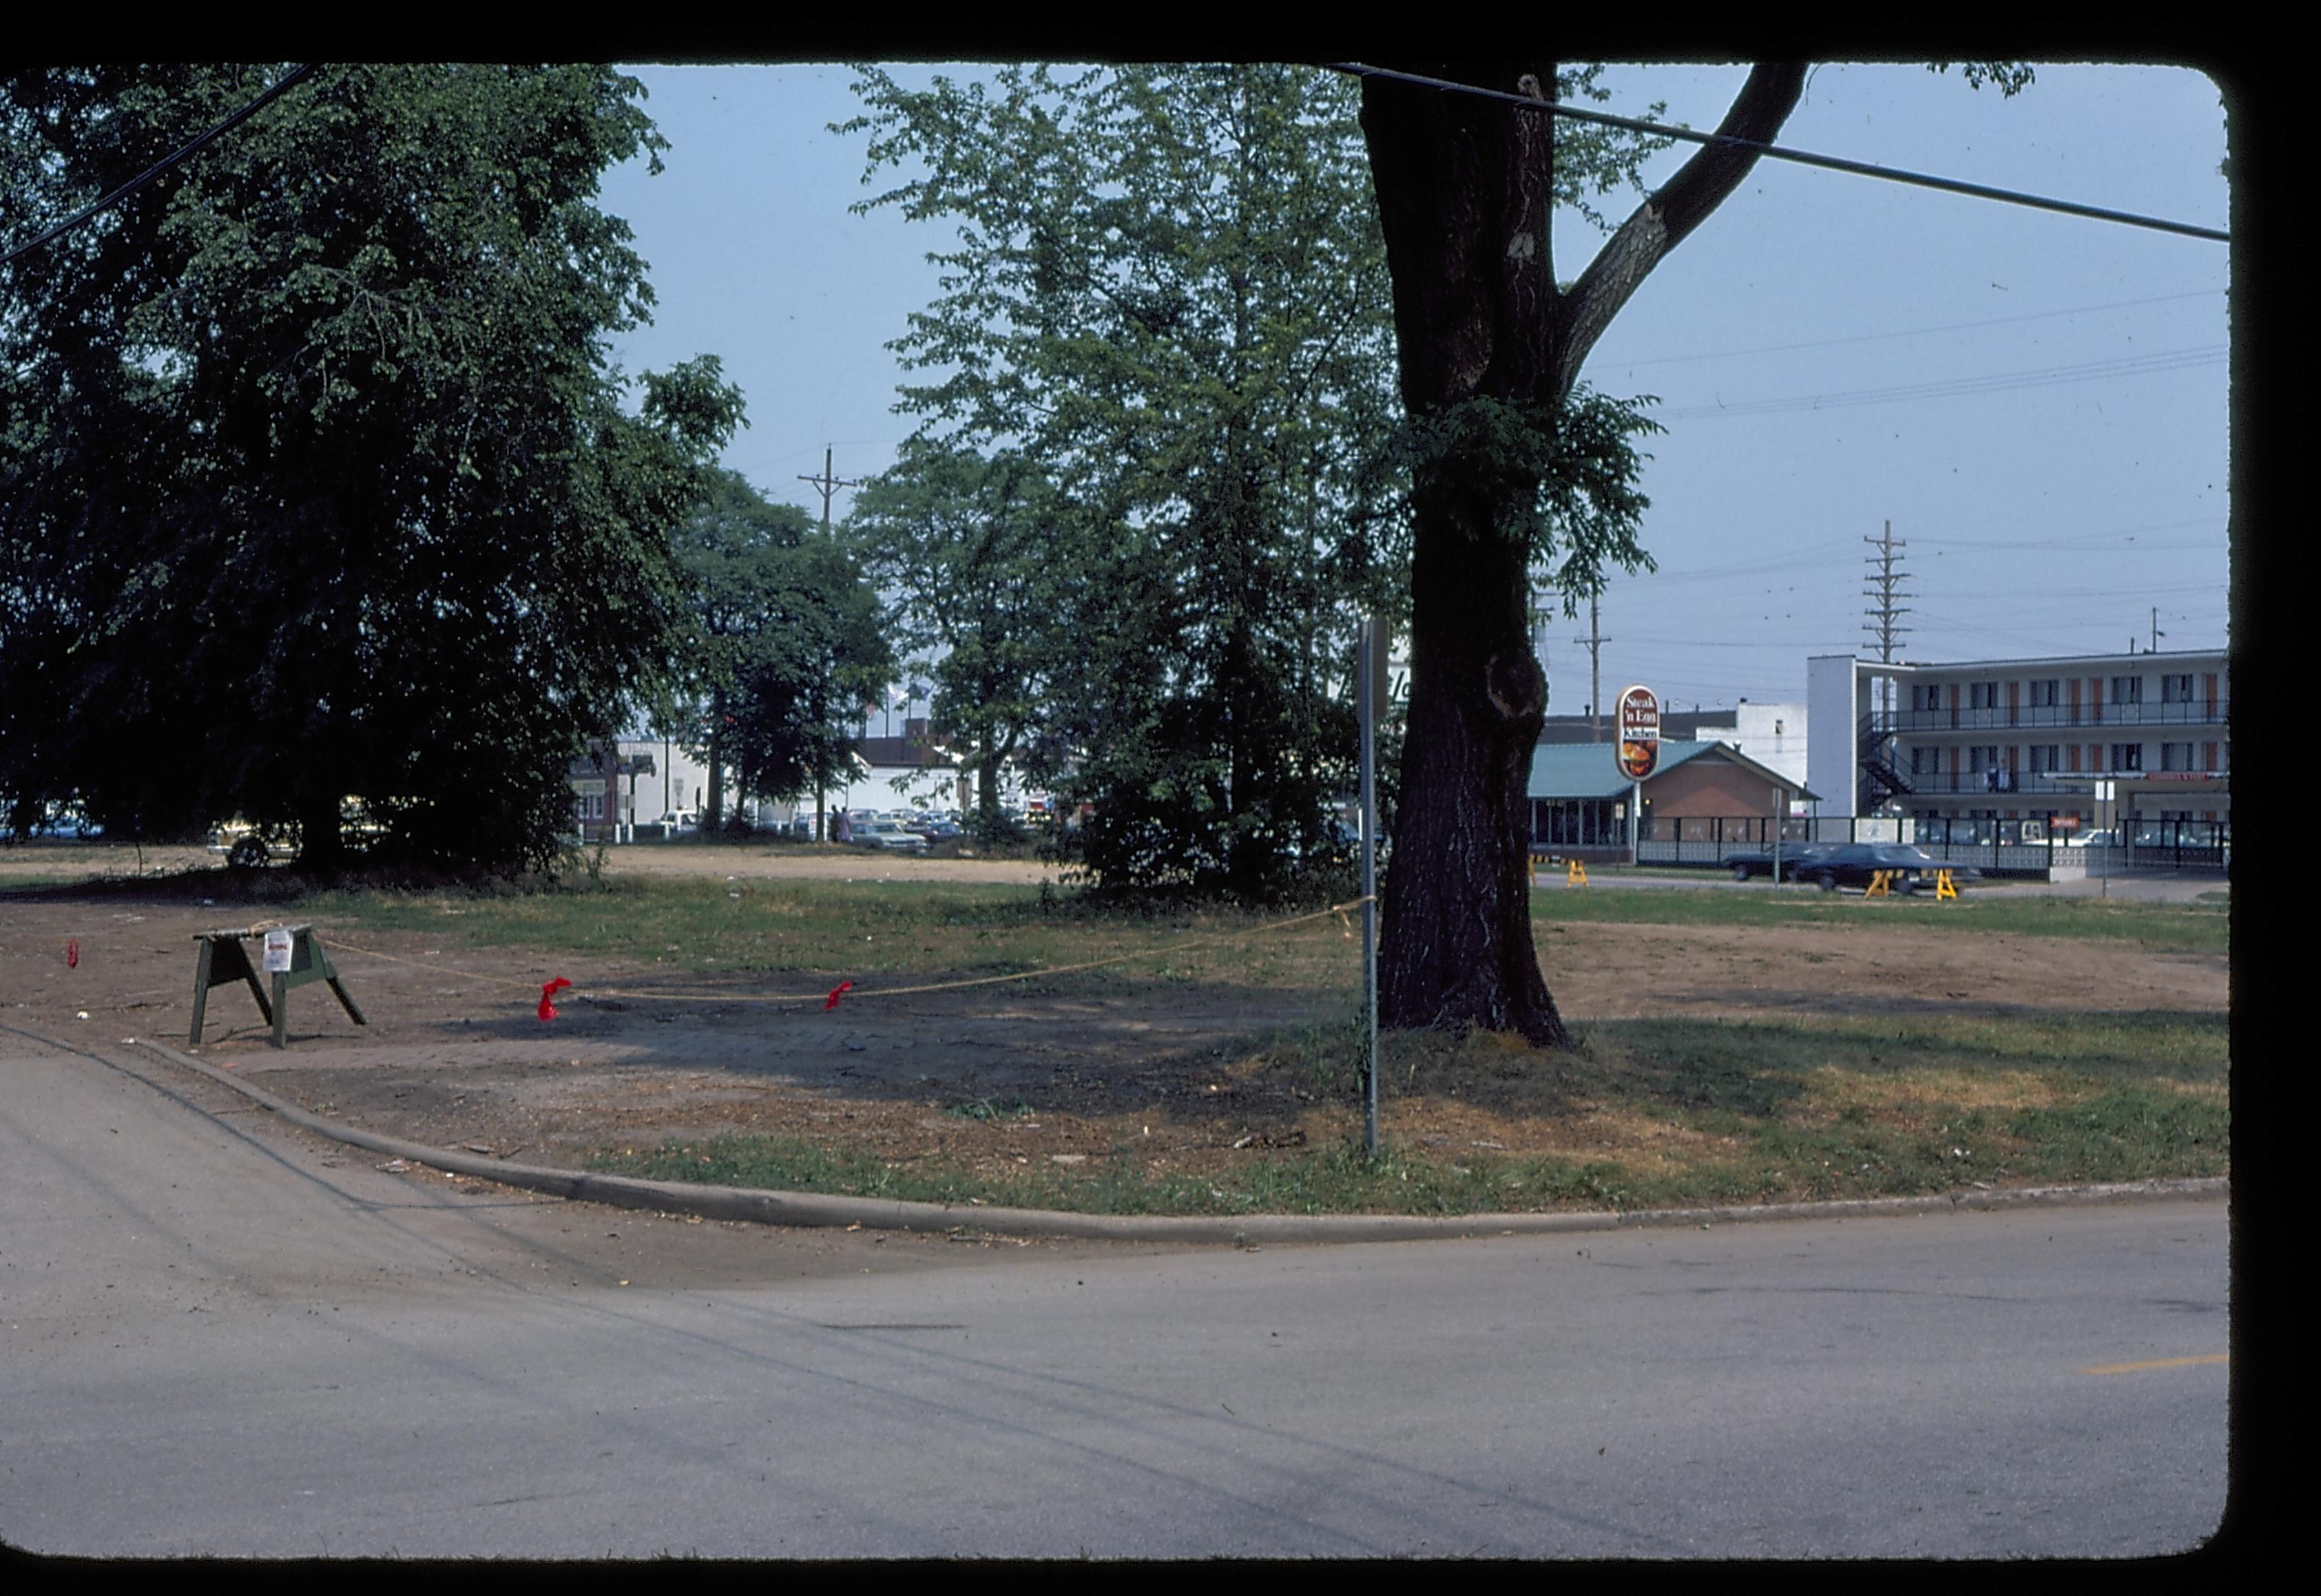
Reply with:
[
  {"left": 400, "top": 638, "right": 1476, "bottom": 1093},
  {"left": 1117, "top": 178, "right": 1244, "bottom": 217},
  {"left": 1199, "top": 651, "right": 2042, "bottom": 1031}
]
[{"left": 1556, "top": 63, "right": 1807, "bottom": 390}]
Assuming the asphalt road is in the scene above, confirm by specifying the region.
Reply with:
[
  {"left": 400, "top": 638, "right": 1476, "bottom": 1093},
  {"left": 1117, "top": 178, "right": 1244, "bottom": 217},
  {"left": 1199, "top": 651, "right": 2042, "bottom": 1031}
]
[{"left": 2, "top": 1034, "right": 2230, "bottom": 1559}]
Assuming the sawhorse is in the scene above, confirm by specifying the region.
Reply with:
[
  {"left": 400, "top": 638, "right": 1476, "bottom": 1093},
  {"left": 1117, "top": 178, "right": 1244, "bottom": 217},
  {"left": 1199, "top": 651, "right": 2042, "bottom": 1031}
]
[{"left": 190, "top": 925, "right": 366, "bottom": 1049}]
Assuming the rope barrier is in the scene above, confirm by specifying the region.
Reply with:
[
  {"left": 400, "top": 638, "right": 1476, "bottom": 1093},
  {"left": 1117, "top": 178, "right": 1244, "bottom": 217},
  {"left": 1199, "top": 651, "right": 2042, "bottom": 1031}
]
[{"left": 311, "top": 894, "right": 1376, "bottom": 1014}]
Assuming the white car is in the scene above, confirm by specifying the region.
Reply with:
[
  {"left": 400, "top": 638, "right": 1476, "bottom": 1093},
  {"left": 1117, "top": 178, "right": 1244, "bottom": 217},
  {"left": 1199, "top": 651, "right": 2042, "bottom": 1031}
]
[{"left": 854, "top": 821, "right": 930, "bottom": 854}]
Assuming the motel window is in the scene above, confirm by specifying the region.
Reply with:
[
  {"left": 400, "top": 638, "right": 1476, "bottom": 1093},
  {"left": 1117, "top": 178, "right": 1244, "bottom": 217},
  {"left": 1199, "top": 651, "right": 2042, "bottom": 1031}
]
[
  {"left": 1967, "top": 746, "right": 1999, "bottom": 772},
  {"left": 2028, "top": 746, "right": 2060, "bottom": 773},
  {"left": 2110, "top": 744, "right": 2144, "bottom": 772},
  {"left": 1969, "top": 682, "right": 1999, "bottom": 711},
  {"left": 2028, "top": 680, "right": 2059, "bottom": 708},
  {"left": 1912, "top": 683, "right": 1943, "bottom": 713},
  {"left": 2160, "top": 742, "right": 2198, "bottom": 773},
  {"left": 2110, "top": 675, "right": 2143, "bottom": 705},
  {"left": 2161, "top": 673, "right": 2194, "bottom": 704}
]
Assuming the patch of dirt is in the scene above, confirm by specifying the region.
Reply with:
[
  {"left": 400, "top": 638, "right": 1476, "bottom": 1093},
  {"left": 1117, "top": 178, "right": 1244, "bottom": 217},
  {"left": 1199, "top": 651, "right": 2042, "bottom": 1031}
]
[{"left": 1, "top": 879, "right": 2227, "bottom": 1188}]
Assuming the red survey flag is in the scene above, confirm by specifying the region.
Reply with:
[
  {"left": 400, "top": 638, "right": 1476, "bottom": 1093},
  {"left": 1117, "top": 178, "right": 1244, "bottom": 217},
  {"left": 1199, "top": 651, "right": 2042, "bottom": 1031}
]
[
  {"left": 539, "top": 977, "right": 574, "bottom": 1022},
  {"left": 65, "top": 938, "right": 79, "bottom": 968},
  {"left": 824, "top": 980, "right": 854, "bottom": 1011}
]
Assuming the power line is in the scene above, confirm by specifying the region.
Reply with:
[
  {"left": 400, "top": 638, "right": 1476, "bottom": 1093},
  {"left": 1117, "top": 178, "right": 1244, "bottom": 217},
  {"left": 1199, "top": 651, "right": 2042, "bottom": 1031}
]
[
  {"left": 1656, "top": 344, "right": 2223, "bottom": 420},
  {"left": 1605, "top": 288, "right": 2225, "bottom": 368},
  {"left": 1, "top": 64, "right": 320, "bottom": 271},
  {"left": 1329, "top": 63, "right": 2229, "bottom": 244}
]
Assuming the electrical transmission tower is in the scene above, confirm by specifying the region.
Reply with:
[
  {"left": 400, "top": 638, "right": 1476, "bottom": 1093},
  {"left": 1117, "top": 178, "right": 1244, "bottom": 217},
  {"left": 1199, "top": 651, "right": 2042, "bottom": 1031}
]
[{"left": 1863, "top": 520, "right": 1913, "bottom": 715}]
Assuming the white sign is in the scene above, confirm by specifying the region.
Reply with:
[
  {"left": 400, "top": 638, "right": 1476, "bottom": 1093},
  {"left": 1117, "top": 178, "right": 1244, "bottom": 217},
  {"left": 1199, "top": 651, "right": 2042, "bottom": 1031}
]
[{"left": 262, "top": 928, "right": 294, "bottom": 973}]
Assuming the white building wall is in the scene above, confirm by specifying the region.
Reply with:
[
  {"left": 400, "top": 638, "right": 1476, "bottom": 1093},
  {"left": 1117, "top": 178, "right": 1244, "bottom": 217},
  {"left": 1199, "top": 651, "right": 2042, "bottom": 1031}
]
[
  {"left": 615, "top": 738, "right": 713, "bottom": 826},
  {"left": 1805, "top": 655, "right": 1861, "bottom": 820},
  {"left": 1724, "top": 701, "right": 1809, "bottom": 795}
]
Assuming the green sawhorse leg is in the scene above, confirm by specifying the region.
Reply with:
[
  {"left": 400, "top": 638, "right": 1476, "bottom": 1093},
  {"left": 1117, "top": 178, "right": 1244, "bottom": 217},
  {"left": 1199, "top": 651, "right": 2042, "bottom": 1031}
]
[
  {"left": 267, "top": 927, "right": 366, "bottom": 1049},
  {"left": 189, "top": 931, "right": 273, "bottom": 1045}
]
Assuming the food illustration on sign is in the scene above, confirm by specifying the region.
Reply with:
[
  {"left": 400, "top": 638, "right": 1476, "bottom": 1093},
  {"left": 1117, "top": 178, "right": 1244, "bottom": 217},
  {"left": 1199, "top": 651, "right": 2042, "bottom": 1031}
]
[{"left": 1615, "top": 685, "right": 1661, "bottom": 780}]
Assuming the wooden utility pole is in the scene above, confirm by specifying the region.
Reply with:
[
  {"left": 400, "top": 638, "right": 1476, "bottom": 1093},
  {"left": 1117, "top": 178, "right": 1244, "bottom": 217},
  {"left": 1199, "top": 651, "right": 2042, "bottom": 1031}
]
[
  {"left": 798, "top": 446, "right": 860, "bottom": 534},
  {"left": 796, "top": 447, "right": 861, "bottom": 841},
  {"left": 1581, "top": 595, "right": 1610, "bottom": 742}
]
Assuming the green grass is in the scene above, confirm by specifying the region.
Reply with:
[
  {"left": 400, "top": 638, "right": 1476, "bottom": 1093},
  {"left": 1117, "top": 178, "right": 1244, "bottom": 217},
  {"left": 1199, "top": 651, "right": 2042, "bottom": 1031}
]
[
  {"left": 589, "top": 1133, "right": 1657, "bottom": 1218},
  {"left": 588, "top": 1005, "right": 2229, "bottom": 1217},
  {"left": 302, "top": 872, "right": 2227, "bottom": 985},
  {"left": 300, "top": 874, "right": 1357, "bottom": 994},
  {"left": 1528, "top": 883, "right": 2229, "bottom": 954}
]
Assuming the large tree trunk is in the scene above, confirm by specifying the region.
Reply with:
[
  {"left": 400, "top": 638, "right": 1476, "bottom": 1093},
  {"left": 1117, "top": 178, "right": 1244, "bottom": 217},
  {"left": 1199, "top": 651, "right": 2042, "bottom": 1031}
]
[
  {"left": 294, "top": 787, "right": 349, "bottom": 874},
  {"left": 1360, "top": 61, "right": 1804, "bottom": 1044}
]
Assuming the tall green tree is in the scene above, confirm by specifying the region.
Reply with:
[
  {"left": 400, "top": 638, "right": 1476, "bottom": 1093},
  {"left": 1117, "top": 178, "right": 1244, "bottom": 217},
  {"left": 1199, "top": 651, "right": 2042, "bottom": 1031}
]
[
  {"left": 1357, "top": 61, "right": 2030, "bottom": 1043},
  {"left": 845, "top": 438, "right": 1057, "bottom": 841},
  {"left": 0, "top": 63, "right": 737, "bottom": 870},
  {"left": 674, "top": 469, "right": 891, "bottom": 834},
  {"left": 841, "top": 63, "right": 1406, "bottom": 898}
]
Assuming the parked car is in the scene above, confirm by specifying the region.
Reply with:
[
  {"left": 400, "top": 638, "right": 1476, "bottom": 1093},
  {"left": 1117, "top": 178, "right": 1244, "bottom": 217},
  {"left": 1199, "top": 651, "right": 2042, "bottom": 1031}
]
[
  {"left": 657, "top": 810, "right": 698, "bottom": 834},
  {"left": 1725, "top": 843, "right": 1834, "bottom": 882},
  {"left": 853, "top": 821, "right": 930, "bottom": 855},
  {"left": 1791, "top": 843, "right": 1983, "bottom": 893},
  {"left": 206, "top": 819, "right": 288, "bottom": 865}
]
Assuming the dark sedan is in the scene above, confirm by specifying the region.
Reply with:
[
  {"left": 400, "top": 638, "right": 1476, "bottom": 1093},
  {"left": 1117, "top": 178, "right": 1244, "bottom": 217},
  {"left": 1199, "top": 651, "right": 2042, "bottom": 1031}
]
[
  {"left": 1791, "top": 843, "right": 1981, "bottom": 893},
  {"left": 1726, "top": 843, "right": 1834, "bottom": 882}
]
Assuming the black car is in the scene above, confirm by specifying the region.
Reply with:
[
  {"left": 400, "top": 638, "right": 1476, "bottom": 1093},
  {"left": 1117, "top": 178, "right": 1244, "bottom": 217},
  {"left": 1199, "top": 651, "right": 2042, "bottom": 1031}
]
[
  {"left": 1791, "top": 843, "right": 1981, "bottom": 894},
  {"left": 1726, "top": 843, "right": 1834, "bottom": 882}
]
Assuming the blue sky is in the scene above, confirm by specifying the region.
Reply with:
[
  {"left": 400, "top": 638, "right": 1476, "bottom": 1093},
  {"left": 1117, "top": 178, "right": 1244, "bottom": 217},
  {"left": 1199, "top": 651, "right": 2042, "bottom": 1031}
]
[{"left": 597, "top": 61, "right": 2229, "bottom": 716}]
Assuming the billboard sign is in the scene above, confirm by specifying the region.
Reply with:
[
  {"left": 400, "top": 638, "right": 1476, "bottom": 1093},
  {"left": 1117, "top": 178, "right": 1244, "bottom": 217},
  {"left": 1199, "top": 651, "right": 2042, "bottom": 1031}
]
[{"left": 1616, "top": 684, "right": 1661, "bottom": 781}]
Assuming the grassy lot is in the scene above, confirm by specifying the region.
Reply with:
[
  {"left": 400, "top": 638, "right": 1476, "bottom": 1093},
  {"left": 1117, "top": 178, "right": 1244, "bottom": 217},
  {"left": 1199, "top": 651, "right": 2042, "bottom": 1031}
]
[
  {"left": 588, "top": 1002, "right": 2229, "bottom": 1218},
  {"left": 38, "top": 865, "right": 2216, "bottom": 1217},
  {"left": 1529, "top": 884, "right": 2228, "bottom": 955},
  {"left": 308, "top": 875, "right": 1364, "bottom": 993},
  {"left": 304, "top": 874, "right": 2225, "bottom": 987}
]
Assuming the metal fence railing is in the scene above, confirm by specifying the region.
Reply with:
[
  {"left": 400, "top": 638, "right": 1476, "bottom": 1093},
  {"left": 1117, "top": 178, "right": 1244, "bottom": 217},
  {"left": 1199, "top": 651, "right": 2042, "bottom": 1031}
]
[{"left": 1619, "top": 814, "right": 2229, "bottom": 876}]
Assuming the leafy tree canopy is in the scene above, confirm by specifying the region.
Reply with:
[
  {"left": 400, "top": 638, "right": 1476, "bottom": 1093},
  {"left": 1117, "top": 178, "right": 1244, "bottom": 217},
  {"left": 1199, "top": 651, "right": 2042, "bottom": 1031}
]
[
  {"left": 0, "top": 63, "right": 738, "bottom": 871},
  {"left": 672, "top": 468, "right": 891, "bottom": 830},
  {"left": 841, "top": 62, "right": 1414, "bottom": 898}
]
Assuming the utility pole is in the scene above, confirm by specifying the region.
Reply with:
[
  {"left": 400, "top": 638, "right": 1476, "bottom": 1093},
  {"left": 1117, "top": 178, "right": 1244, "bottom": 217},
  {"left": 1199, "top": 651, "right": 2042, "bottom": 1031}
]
[
  {"left": 798, "top": 446, "right": 860, "bottom": 535},
  {"left": 2151, "top": 607, "right": 2166, "bottom": 653},
  {"left": 797, "top": 447, "right": 860, "bottom": 841},
  {"left": 1581, "top": 594, "right": 1610, "bottom": 742}
]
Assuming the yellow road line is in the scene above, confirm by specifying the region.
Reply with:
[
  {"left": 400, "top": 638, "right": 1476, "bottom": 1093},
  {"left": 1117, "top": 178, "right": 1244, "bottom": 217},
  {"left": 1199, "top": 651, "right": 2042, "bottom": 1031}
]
[{"left": 2079, "top": 1353, "right": 2228, "bottom": 1375}]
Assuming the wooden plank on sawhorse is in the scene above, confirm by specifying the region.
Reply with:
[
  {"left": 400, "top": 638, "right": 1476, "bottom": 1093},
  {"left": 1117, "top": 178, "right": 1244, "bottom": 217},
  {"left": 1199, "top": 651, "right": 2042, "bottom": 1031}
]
[{"left": 189, "top": 925, "right": 366, "bottom": 1048}]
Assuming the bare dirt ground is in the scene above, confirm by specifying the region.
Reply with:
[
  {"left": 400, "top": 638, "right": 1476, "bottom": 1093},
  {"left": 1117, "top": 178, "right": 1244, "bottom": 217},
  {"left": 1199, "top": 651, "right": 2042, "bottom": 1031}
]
[{"left": 1, "top": 843, "right": 2229, "bottom": 1188}]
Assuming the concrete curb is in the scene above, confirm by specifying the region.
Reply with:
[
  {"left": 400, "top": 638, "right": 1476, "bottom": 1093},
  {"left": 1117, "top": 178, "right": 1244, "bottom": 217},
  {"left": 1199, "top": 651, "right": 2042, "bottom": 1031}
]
[{"left": 133, "top": 1038, "right": 2228, "bottom": 1245}]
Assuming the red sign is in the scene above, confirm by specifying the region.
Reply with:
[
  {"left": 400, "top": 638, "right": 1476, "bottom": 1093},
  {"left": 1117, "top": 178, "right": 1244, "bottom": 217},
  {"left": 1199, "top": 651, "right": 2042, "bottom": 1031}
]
[{"left": 1616, "top": 685, "right": 1660, "bottom": 781}]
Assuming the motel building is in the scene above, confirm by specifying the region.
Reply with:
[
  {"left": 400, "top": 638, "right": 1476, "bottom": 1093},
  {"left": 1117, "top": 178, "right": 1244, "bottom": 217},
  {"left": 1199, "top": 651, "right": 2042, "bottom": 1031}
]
[{"left": 1806, "top": 647, "right": 2229, "bottom": 868}]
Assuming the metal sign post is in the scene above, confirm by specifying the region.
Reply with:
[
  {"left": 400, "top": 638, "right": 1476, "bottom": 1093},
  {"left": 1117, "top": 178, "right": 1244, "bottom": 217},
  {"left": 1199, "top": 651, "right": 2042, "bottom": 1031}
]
[
  {"left": 2095, "top": 778, "right": 2116, "bottom": 897},
  {"left": 1360, "top": 616, "right": 1386, "bottom": 1159},
  {"left": 1771, "top": 784, "right": 1783, "bottom": 886}
]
